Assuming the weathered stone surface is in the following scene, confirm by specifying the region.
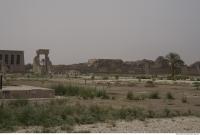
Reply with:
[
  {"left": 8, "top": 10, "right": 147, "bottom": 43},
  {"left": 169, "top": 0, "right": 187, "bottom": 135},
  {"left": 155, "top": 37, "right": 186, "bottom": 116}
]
[
  {"left": 33, "top": 49, "right": 52, "bottom": 75},
  {"left": 0, "top": 85, "right": 54, "bottom": 99},
  {"left": 183, "top": 61, "right": 200, "bottom": 75},
  {"left": 88, "top": 59, "right": 124, "bottom": 73},
  {"left": 0, "top": 50, "right": 25, "bottom": 73},
  {"left": 52, "top": 63, "right": 89, "bottom": 74}
]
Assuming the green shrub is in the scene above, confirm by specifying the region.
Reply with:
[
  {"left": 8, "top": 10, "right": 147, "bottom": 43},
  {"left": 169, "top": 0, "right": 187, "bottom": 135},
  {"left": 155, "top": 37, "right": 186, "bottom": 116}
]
[
  {"left": 115, "top": 108, "right": 146, "bottom": 121},
  {"left": 148, "top": 91, "right": 160, "bottom": 99},
  {"left": 133, "top": 95, "right": 146, "bottom": 100},
  {"left": 52, "top": 84, "right": 109, "bottom": 99},
  {"left": 96, "top": 90, "right": 110, "bottom": 99},
  {"left": 166, "top": 92, "right": 175, "bottom": 100},
  {"left": 126, "top": 91, "right": 146, "bottom": 101},
  {"left": 80, "top": 89, "right": 95, "bottom": 99},
  {"left": 0, "top": 100, "right": 198, "bottom": 132}
]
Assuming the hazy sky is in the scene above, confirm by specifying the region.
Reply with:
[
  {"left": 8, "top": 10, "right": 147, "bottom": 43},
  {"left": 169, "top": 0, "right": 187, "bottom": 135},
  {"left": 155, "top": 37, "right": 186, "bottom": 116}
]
[{"left": 0, "top": 0, "right": 200, "bottom": 65}]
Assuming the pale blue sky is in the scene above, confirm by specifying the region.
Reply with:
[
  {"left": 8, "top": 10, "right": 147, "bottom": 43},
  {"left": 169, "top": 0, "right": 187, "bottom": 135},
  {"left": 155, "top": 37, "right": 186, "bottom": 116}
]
[{"left": 0, "top": 0, "right": 200, "bottom": 65}]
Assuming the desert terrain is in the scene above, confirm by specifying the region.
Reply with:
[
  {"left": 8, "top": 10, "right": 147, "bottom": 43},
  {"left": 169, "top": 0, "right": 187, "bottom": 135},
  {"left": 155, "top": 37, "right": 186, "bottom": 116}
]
[{"left": 1, "top": 74, "right": 199, "bottom": 133}]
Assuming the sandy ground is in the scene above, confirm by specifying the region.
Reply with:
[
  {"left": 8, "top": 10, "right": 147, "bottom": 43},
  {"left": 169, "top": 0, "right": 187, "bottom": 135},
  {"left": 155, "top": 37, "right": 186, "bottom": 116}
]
[{"left": 74, "top": 116, "right": 200, "bottom": 133}]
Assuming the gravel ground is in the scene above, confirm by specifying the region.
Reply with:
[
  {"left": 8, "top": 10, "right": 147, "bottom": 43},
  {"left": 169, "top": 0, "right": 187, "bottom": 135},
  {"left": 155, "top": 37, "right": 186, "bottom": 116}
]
[{"left": 74, "top": 116, "right": 200, "bottom": 133}]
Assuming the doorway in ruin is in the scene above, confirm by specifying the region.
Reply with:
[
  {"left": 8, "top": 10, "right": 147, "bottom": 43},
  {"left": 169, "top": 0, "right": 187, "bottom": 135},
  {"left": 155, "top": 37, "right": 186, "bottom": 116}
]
[
  {"left": 39, "top": 54, "right": 46, "bottom": 66},
  {"left": 33, "top": 49, "right": 52, "bottom": 75}
]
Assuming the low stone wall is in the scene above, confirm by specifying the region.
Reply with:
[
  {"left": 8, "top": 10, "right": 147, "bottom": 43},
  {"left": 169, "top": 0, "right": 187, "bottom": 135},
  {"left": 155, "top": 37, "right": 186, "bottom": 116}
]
[{"left": 0, "top": 86, "right": 55, "bottom": 99}]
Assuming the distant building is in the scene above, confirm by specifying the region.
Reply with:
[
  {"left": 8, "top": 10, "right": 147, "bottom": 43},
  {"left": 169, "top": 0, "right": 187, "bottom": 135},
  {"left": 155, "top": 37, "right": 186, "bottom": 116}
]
[
  {"left": 67, "top": 70, "right": 80, "bottom": 78},
  {"left": 0, "top": 50, "right": 25, "bottom": 73}
]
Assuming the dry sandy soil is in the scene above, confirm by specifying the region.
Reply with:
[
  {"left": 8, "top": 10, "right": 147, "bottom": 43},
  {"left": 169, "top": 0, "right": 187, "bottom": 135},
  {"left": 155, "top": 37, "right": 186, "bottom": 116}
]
[
  {"left": 16, "top": 117, "right": 200, "bottom": 133},
  {"left": 8, "top": 78, "right": 200, "bottom": 133},
  {"left": 74, "top": 116, "right": 200, "bottom": 133},
  {"left": 11, "top": 78, "right": 200, "bottom": 115}
]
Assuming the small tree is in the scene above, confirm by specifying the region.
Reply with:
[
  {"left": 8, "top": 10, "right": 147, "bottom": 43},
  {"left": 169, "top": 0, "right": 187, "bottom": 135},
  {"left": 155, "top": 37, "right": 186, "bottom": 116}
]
[{"left": 166, "top": 53, "right": 184, "bottom": 80}]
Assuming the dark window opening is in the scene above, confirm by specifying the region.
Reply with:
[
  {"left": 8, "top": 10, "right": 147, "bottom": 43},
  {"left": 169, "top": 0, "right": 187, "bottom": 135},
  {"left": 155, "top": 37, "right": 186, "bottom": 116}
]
[
  {"left": 0, "top": 54, "right": 2, "bottom": 60},
  {"left": 0, "top": 64, "right": 1, "bottom": 71},
  {"left": 5, "top": 54, "right": 8, "bottom": 64},
  {"left": 16, "top": 55, "right": 21, "bottom": 65},
  {"left": 11, "top": 55, "right": 14, "bottom": 65}
]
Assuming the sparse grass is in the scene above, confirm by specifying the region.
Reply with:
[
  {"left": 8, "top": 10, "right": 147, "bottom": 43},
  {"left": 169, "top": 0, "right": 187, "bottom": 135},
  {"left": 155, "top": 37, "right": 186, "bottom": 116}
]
[
  {"left": 102, "top": 76, "right": 109, "bottom": 80},
  {"left": 147, "top": 110, "right": 156, "bottom": 118},
  {"left": 126, "top": 91, "right": 146, "bottom": 100},
  {"left": 148, "top": 91, "right": 160, "bottom": 99},
  {"left": 166, "top": 92, "right": 175, "bottom": 100},
  {"left": 126, "top": 91, "right": 134, "bottom": 100},
  {"left": 96, "top": 90, "right": 110, "bottom": 99},
  {"left": 145, "top": 81, "right": 155, "bottom": 87},
  {"left": 60, "top": 124, "right": 74, "bottom": 132},
  {"left": 91, "top": 75, "right": 95, "bottom": 80},
  {"left": 193, "top": 82, "right": 200, "bottom": 90},
  {"left": 136, "top": 75, "right": 151, "bottom": 79},
  {"left": 52, "top": 84, "right": 109, "bottom": 99},
  {"left": 127, "top": 82, "right": 136, "bottom": 87},
  {"left": 111, "top": 96, "right": 116, "bottom": 100},
  {"left": 0, "top": 98, "right": 197, "bottom": 132},
  {"left": 8, "top": 99, "right": 29, "bottom": 107},
  {"left": 3, "top": 79, "right": 12, "bottom": 86},
  {"left": 163, "top": 108, "right": 171, "bottom": 117},
  {"left": 181, "top": 96, "right": 187, "bottom": 103},
  {"left": 115, "top": 75, "right": 119, "bottom": 80},
  {"left": 175, "top": 75, "right": 189, "bottom": 80}
]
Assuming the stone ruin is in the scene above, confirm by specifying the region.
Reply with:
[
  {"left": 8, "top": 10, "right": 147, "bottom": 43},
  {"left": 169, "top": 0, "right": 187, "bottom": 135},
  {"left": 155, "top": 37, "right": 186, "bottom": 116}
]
[
  {"left": 0, "top": 50, "right": 25, "bottom": 73},
  {"left": 52, "top": 58, "right": 200, "bottom": 75},
  {"left": 33, "top": 49, "right": 52, "bottom": 75}
]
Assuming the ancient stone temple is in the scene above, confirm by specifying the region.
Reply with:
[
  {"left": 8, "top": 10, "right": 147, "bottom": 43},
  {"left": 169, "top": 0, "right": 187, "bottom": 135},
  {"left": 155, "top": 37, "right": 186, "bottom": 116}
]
[
  {"left": 33, "top": 49, "right": 52, "bottom": 75},
  {"left": 0, "top": 50, "right": 25, "bottom": 73}
]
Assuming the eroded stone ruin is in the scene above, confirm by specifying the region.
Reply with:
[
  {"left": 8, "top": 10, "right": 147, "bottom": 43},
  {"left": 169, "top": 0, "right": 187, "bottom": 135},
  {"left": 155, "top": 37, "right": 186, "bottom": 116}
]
[
  {"left": 0, "top": 50, "right": 25, "bottom": 73},
  {"left": 52, "top": 58, "right": 200, "bottom": 76},
  {"left": 33, "top": 49, "right": 52, "bottom": 75}
]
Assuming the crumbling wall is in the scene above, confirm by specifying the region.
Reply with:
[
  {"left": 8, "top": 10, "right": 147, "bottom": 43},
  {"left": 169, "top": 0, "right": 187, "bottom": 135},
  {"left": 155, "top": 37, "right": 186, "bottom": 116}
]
[{"left": 33, "top": 49, "right": 52, "bottom": 75}]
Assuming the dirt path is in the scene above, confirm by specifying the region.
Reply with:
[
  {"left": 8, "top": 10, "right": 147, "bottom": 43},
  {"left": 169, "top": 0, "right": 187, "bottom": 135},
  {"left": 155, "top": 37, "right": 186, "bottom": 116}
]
[{"left": 74, "top": 116, "right": 200, "bottom": 133}]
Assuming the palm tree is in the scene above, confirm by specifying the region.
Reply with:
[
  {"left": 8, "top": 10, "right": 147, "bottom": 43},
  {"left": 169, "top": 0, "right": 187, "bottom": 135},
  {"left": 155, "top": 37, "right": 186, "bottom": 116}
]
[{"left": 166, "top": 53, "right": 184, "bottom": 80}]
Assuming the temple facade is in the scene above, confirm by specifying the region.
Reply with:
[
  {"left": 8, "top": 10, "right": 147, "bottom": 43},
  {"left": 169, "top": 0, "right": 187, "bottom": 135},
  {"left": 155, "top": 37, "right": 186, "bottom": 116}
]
[{"left": 0, "top": 50, "right": 25, "bottom": 73}]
